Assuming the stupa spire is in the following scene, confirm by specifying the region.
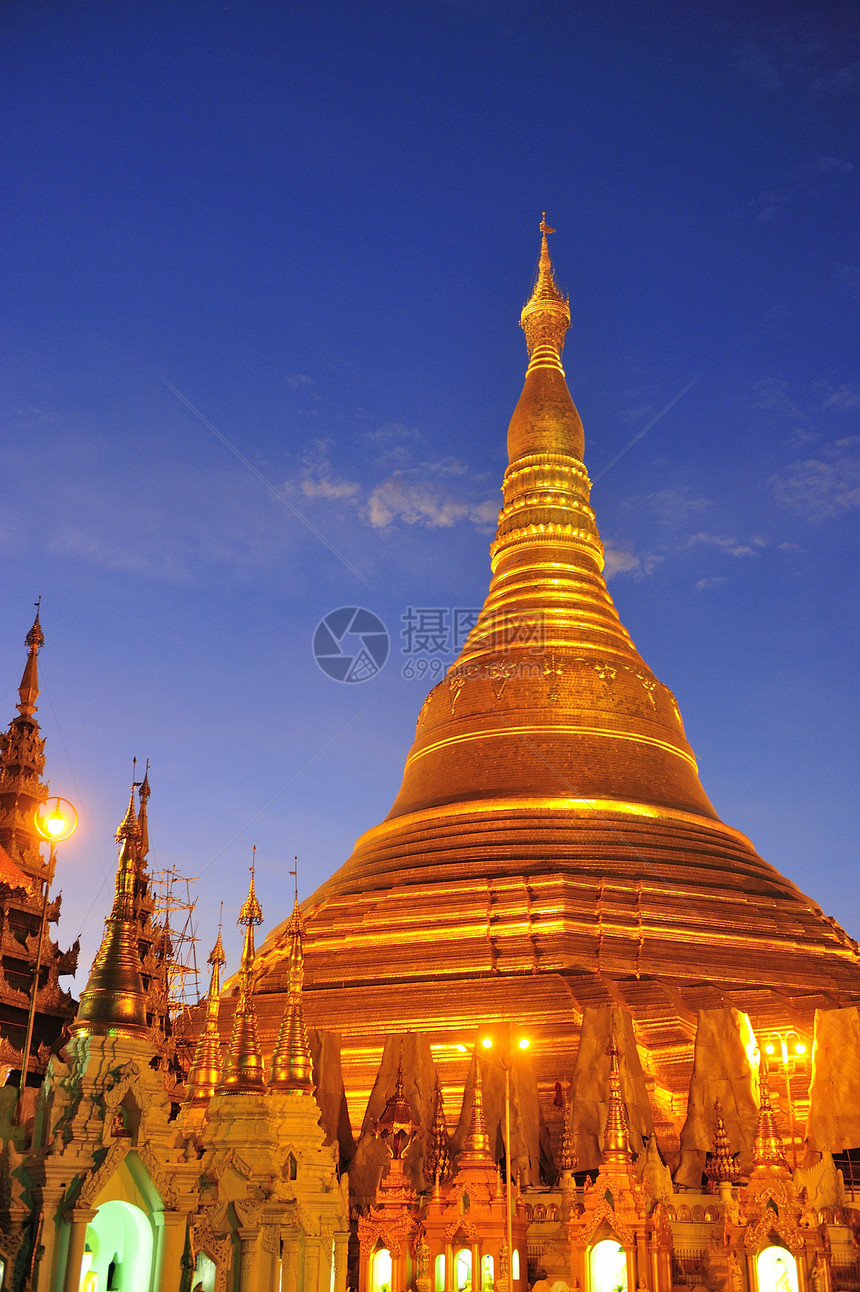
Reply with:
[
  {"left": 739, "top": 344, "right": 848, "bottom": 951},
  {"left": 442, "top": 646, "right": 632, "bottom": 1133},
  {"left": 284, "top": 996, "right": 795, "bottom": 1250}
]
[
  {"left": 705, "top": 1095, "right": 741, "bottom": 1183},
  {"left": 185, "top": 919, "right": 226, "bottom": 1105},
  {"left": 269, "top": 895, "right": 314, "bottom": 1091},
  {"left": 753, "top": 1052, "right": 788, "bottom": 1170},
  {"left": 137, "top": 763, "right": 150, "bottom": 860},
  {"left": 520, "top": 213, "right": 570, "bottom": 377},
  {"left": 216, "top": 859, "right": 266, "bottom": 1093},
  {"left": 460, "top": 1049, "right": 492, "bottom": 1163},
  {"left": 425, "top": 1071, "right": 453, "bottom": 1186},
  {"left": 602, "top": 1026, "right": 633, "bottom": 1165},
  {"left": 72, "top": 781, "right": 149, "bottom": 1038},
  {"left": 558, "top": 1081, "right": 577, "bottom": 1173},
  {"left": 374, "top": 1054, "right": 420, "bottom": 1161},
  {"left": 116, "top": 766, "right": 139, "bottom": 845},
  {"left": 17, "top": 602, "right": 43, "bottom": 719}
]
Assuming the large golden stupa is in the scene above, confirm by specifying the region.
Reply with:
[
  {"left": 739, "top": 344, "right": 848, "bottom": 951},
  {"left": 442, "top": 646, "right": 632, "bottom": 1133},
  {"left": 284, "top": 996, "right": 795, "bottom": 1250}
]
[{"left": 254, "top": 221, "right": 860, "bottom": 1151}]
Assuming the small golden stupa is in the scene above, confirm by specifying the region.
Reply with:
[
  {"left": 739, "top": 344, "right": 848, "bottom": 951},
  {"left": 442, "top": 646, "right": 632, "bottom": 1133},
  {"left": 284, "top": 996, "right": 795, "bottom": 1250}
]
[{"left": 254, "top": 219, "right": 860, "bottom": 1147}]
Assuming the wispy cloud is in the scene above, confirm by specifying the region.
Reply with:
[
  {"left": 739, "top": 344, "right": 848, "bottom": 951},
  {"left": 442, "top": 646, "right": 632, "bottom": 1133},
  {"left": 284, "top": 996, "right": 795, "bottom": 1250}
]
[
  {"left": 769, "top": 439, "right": 860, "bottom": 521},
  {"left": 367, "top": 464, "right": 496, "bottom": 531},
  {"left": 603, "top": 541, "right": 640, "bottom": 579},
  {"left": 289, "top": 433, "right": 498, "bottom": 535},
  {"left": 687, "top": 533, "right": 765, "bottom": 559},
  {"left": 694, "top": 576, "right": 729, "bottom": 592},
  {"left": 754, "top": 155, "right": 855, "bottom": 222},
  {"left": 298, "top": 439, "right": 360, "bottom": 501},
  {"left": 734, "top": 18, "right": 859, "bottom": 97}
]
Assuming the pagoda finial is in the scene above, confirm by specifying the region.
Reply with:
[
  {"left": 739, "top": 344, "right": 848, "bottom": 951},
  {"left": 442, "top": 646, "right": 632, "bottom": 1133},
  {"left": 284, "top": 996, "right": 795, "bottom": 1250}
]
[
  {"left": 116, "top": 763, "right": 140, "bottom": 845},
  {"left": 425, "top": 1070, "right": 453, "bottom": 1186},
  {"left": 753, "top": 1051, "right": 788, "bottom": 1170},
  {"left": 520, "top": 212, "right": 570, "bottom": 372},
  {"left": 602, "top": 1024, "right": 633, "bottom": 1165},
  {"left": 17, "top": 600, "right": 44, "bottom": 719},
  {"left": 268, "top": 890, "right": 314, "bottom": 1092},
  {"left": 72, "top": 791, "right": 149, "bottom": 1038},
  {"left": 706, "top": 1095, "right": 741, "bottom": 1183},
  {"left": 460, "top": 1048, "right": 492, "bottom": 1161},
  {"left": 185, "top": 915, "right": 227, "bottom": 1105},
  {"left": 216, "top": 857, "right": 266, "bottom": 1093},
  {"left": 558, "top": 1080, "right": 577, "bottom": 1172},
  {"left": 374, "top": 1051, "right": 420, "bottom": 1161},
  {"left": 137, "top": 762, "right": 150, "bottom": 860}
]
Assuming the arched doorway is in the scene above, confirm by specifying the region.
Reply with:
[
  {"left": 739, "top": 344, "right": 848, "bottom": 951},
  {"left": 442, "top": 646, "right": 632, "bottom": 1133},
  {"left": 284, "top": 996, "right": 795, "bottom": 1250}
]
[
  {"left": 454, "top": 1248, "right": 472, "bottom": 1292},
  {"left": 590, "top": 1238, "right": 628, "bottom": 1292},
  {"left": 81, "top": 1201, "right": 153, "bottom": 1292},
  {"left": 757, "top": 1247, "right": 799, "bottom": 1292},
  {"left": 371, "top": 1247, "right": 392, "bottom": 1292}
]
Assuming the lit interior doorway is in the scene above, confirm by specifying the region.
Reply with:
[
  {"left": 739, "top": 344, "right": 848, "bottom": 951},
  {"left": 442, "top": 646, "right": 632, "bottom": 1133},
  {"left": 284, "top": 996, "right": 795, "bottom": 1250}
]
[
  {"left": 455, "top": 1248, "right": 472, "bottom": 1292},
  {"left": 757, "top": 1247, "right": 799, "bottom": 1292},
  {"left": 80, "top": 1201, "right": 153, "bottom": 1292},
  {"left": 372, "top": 1247, "right": 392, "bottom": 1292},
  {"left": 590, "top": 1239, "right": 628, "bottom": 1292}
]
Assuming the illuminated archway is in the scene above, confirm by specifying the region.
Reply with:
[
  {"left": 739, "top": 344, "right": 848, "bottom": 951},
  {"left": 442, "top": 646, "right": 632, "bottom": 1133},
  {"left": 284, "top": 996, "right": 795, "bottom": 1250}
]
[
  {"left": 372, "top": 1247, "right": 392, "bottom": 1292},
  {"left": 481, "top": 1254, "right": 494, "bottom": 1292},
  {"left": 81, "top": 1201, "right": 153, "bottom": 1292},
  {"left": 590, "top": 1238, "right": 628, "bottom": 1292},
  {"left": 435, "top": 1255, "right": 446, "bottom": 1292},
  {"left": 455, "top": 1248, "right": 472, "bottom": 1292},
  {"left": 757, "top": 1247, "right": 799, "bottom": 1292}
]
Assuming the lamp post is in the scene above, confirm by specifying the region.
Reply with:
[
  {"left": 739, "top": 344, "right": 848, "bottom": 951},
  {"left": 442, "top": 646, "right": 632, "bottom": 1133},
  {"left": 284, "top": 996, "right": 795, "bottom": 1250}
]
[
  {"left": 17, "top": 797, "right": 77, "bottom": 1122},
  {"left": 481, "top": 1027, "right": 530, "bottom": 1292},
  {"left": 763, "top": 1030, "right": 807, "bottom": 1170}
]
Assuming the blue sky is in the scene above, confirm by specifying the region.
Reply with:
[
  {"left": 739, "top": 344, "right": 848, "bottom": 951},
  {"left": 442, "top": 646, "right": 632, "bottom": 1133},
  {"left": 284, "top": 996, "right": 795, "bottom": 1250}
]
[{"left": 1, "top": 0, "right": 858, "bottom": 983}]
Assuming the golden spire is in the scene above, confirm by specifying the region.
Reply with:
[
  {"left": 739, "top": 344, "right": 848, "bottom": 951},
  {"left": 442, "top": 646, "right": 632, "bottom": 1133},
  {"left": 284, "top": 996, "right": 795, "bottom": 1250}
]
[
  {"left": 459, "top": 1049, "right": 492, "bottom": 1163},
  {"left": 17, "top": 602, "right": 44, "bottom": 719},
  {"left": 602, "top": 1026, "right": 633, "bottom": 1165},
  {"left": 520, "top": 213, "right": 571, "bottom": 376},
  {"left": 184, "top": 920, "right": 226, "bottom": 1105},
  {"left": 425, "top": 1070, "right": 453, "bottom": 1185},
  {"left": 753, "top": 1052, "right": 788, "bottom": 1170},
  {"left": 137, "top": 763, "right": 150, "bottom": 861},
  {"left": 558, "top": 1081, "right": 577, "bottom": 1172},
  {"left": 216, "top": 860, "right": 266, "bottom": 1094},
  {"left": 72, "top": 783, "right": 149, "bottom": 1038},
  {"left": 374, "top": 1056, "right": 420, "bottom": 1160},
  {"left": 705, "top": 1095, "right": 741, "bottom": 1183},
  {"left": 116, "top": 768, "right": 139, "bottom": 845},
  {"left": 268, "top": 896, "right": 314, "bottom": 1092}
]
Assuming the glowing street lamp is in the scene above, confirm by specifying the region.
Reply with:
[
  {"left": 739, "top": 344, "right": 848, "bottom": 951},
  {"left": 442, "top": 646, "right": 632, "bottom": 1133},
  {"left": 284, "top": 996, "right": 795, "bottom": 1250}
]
[
  {"left": 480, "top": 1028, "right": 530, "bottom": 1292},
  {"left": 17, "top": 797, "right": 77, "bottom": 1121},
  {"left": 763, "top": 1030, "right": 808, "bottom": 1169}
]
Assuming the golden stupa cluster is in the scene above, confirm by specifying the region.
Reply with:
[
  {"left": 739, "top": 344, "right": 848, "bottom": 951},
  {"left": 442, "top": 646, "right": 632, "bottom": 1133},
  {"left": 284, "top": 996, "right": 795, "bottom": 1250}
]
[{"left": 3, "top": 220, "right": 860, "bottom": 1292}]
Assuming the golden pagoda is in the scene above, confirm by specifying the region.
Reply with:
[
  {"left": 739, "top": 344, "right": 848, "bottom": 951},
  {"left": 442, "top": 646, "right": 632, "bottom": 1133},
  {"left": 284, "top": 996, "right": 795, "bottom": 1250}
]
[{"left": 254, "top": 219, "right": 860, "bottom": 1154}]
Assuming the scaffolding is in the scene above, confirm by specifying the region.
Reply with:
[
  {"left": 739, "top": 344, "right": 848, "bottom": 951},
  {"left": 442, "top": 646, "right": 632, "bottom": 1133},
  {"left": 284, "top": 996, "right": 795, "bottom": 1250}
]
[{"left": 149, "top": 867, "right": 201, "bottom": 1016}]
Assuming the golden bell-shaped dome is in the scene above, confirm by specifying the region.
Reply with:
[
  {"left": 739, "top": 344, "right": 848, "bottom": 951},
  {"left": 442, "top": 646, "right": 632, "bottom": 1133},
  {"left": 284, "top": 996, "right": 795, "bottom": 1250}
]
[{"left": 255, "top": 220, "right": 860, "bottom": 1139}]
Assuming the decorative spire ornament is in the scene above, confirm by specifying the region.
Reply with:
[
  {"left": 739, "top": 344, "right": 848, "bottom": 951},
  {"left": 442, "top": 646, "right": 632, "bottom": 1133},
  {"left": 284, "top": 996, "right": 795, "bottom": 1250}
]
[
  {"left": 753, "top": 1052, "right": 788, "bottom": 1170},
  {"left": 184, "top": 919, "right": 226, "bottom": 1105},
  {"left": 374, "top": 1056, "right": 420, "bottom": 1160},
  {"left": 602, "top": 1026, "right": 633, "bottom": 1165},
  {"left": 705, "top": 1096, "right": 741, "bottom": 1183},
  {"left": 137, "top": 762, "right": 150, "bottom": 861},
  {"left": 425, "top": 1071, "right": 452, "bottom": 1186},
  {"left": 72, "top": 782, "right": 149, "bottom": 1038},
  {"left": 459, "top": 1049, "right": 492, "bottom": 1163},
  {"left": 269, "top": 895, "right": 314, "bottom": 1092},
  {"left": 17, "top": 602, "right": 44, "bottom": 719},
  {"left": 216, "top": 857, "right": 266, "bottom": 1094},
  {"left": 520, "top": 213, "right": 571, "bottom": 375},
  {"left": 558, "top": 1080, "right": 577, "bottom": 1173}
]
